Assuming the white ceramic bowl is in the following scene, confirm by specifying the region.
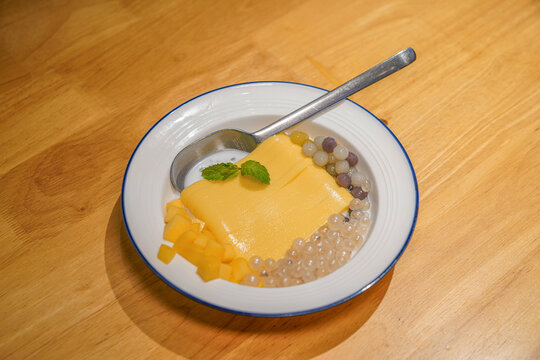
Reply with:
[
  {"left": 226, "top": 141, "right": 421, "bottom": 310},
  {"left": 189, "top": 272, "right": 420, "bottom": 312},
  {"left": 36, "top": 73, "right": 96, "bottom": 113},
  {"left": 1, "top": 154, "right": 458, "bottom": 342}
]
[{"left": 121, "top": 81, "right": 418, "bottom": 316}]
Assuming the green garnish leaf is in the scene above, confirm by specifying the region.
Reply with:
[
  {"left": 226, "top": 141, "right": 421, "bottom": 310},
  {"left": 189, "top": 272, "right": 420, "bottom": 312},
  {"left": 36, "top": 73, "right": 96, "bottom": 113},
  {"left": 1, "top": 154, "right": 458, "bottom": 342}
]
[
  {"left": 240, "top": 160, "right": 270, "bottom": 184},
  {"left": 201, "top": 160, "right": 270, "bottom": 184},
  {"left": 201, "top": 162, "right": 240, "bottom": 181}
]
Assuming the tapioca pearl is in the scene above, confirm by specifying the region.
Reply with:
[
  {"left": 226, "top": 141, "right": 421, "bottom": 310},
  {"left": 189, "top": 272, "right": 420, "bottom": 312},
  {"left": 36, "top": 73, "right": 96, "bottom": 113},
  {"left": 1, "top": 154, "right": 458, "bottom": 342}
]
[
  {"left": 313, "top": 242, "right": 324, "bottom": 254},
  {"left": 302, "top": 243, "right": 316, "bottom": 257},
  {"left": 311, "top": 234, "right": 322, "bottom": 245},
  {"left": 336, "top": 174, "right": 351, "bottom": 188},
  {"left": 241, "top": 274, "right": 259, "bottom": 286},
  {"left": 333, "top": 145, "right": 349, "bottom": 160},
  {"left": 350, "top": 209, "right": 363, "bottom": 220},
  {"left": 325, "top": 248, "right": 336, "bottom": 261},
  {"left": 338, "top": 249, "right": 351, "bottom": 259},
  {"left": 328, "top": 257, "right": 339, "bottom": 270},
  {"left": 360, "top": 178, "right": 371, "bottom": 192},
  {"left": 359, "top": 199, "right": 371, "bottom": 211},
  {"left": 264, "top": 258, "right": 277, "bottom": 271},
  {"left": 342, "top": 223, "right": 355, "bottom": 237},
  {"left": 336, "top": 218, "right": 351, "bottom": 231},
  {"left": 262, "top": 276, "right": 277, "bottom": 288},
  {"left": 321, "top": 237, "right": 333, "bottom": 250},
  {"left": 351, "top": 186, "right": 368, "bottom": 199},
  {"left": 346, "top": 152, "right": 359, "bottom": 166},
  {"left": 351, "top": 172, "right": 366, "bottom": 187},
  {"left": 327, "top": 214, "right": 343, "bottom": 230},
  {"left": 327, "top": 153, "right": 336, "bottom": 164},
  {"left": 322, "top": 137, "right": 337, "bottom": 152},
  {"left": 290, "top": 264, "right": 304, "bottom": 278},
  {"left": 278, "top": 257, "right": 294, "bottom": 268},
  {"left": 335, "top": 160, "right": 349, "bottom": 174},
  {"left": 293, "top": 238, "right": 304, "bottom": 250},
  {"left": 326, "top": 163, "right": 337, "bottom": 177},
  {"left": 302, "top": 270, "right": 316, "bottom": 283},
  {"left": 272, "top": 266, "right": 286, "bottom": 278},
  {"left": 313, "top": 151, "right": 329, "bottom": 166},
  {"left": 249, "top": 256, "right": 263, "bottom": 271},
  {"left": 316, "top": 255, "right": 326, "bottom": 268},
  {"left": 352, "top": 223, "right": 363, "bottom": 235},
  {"left": 314, "top": 136, "right": 325, "bottom": 149},
  {"left": 360, "top": 215, "right": 371, "bottom": 226},
  {"left": 319, "top": 225, "right": 329, "bottom": 234},
  {"left": 349, "top": 198, "right": 363, "bottom": 211},
  {"left": 333, "top": 235, "right": 344, "bottom": 248},
  {"left": 327, "top": 230, "right": 340, "bottom": 241},
  {"left": 347, "top": 167, "right": 358, "bottom": 177},
  {"left": 272, "top": 266, "right": 290, "bottom": 277},
  {"left": 287, "top": 248, "right": 299, "bottom": 259},
  {"left": 355, "top": 224, "right": 369, "bottom": 234},
  {"left": 290, "top": 131, "right": 308, "bottom": 145},
  {"left": 343, "top": 239, "right": 355, "bottom": 251},
  {"left": 336, "top": 256, "right": 348, "bottom": 266},
  {"left": 316, "top": 267, "right": 329, "bottom": 278},
  {"left": 302, "top": 257, "right": 317, "bottom": 271},
  {"left": 280, "top": 277, "right": 292, "bottom": 287},
  {"left": 302, "top": 141, "right": 317, "bottom": 157},
  {"left": 353, "top": 234, "right": 364, "bottom": 243},
  {"left": 311, "top": 237, "right": 323, "bottom": 251}
]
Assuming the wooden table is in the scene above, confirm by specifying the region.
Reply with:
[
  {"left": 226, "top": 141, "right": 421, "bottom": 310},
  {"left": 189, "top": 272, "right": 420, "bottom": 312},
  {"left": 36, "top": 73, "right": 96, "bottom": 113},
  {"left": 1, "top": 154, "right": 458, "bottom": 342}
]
[{"left": 1, "top": 0, "right": 539, "bottom": 358}]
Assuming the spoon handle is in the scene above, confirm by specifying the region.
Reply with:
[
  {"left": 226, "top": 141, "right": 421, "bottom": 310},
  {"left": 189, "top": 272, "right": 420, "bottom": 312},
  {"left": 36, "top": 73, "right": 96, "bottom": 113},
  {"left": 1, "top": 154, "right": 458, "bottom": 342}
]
[{"left": 252, "top": 47, "right": 416, "bottom": 143}]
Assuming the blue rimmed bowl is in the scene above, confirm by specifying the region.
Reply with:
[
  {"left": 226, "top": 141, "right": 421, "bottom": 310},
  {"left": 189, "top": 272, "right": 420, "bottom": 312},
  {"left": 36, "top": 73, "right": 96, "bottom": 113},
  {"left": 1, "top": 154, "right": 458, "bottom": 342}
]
[{"left": 121, "top": 81, "right": 418, "bottom": 317}]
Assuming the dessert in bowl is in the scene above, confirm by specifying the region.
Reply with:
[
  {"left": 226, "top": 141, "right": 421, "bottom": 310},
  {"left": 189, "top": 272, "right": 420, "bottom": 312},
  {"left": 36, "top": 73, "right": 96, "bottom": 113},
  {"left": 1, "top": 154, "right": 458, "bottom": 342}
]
[{"left": 121, "top": 81, "right": 418, "bottom": 316}]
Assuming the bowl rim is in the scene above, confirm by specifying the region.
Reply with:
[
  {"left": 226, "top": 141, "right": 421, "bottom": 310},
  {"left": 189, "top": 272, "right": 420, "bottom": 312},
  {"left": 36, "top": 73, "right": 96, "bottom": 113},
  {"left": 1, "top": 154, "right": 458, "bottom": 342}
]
[{"left": 121, "top": 81, "right": 419, "bottom": 317}]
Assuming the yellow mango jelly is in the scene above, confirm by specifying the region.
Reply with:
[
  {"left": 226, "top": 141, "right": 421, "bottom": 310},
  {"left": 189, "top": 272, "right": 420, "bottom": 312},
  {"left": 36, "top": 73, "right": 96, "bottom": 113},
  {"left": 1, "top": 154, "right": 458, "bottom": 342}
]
[{"left": 181, "top": 133, "right": 353, "bottom": 260}]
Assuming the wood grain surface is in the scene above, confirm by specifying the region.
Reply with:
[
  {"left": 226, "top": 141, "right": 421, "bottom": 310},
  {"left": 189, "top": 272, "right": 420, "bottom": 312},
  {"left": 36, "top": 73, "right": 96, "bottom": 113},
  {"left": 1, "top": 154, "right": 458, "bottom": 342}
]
[{"left": 1, "top": 0, "right": 539, "bottom": 359}]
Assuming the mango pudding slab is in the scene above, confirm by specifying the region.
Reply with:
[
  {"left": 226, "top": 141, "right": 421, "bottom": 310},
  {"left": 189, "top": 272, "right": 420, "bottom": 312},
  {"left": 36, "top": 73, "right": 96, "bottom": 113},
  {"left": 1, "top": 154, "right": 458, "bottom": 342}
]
[{"left": 181, "top": 133, "right": 353, "bottom": 260}]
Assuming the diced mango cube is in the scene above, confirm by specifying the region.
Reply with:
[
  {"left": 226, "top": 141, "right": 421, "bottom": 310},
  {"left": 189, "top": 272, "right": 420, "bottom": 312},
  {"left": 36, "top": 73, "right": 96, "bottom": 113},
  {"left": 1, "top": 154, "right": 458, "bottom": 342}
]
[
  {"left": 189, "top": 222, "right": 202, "bottom": 233},
  {"left": 191, "top": 218, "right": 205, "bottom": 231},
  {"left": 182, "top": 251, "right": 203, "bottom": 266},
  {"left": 231, "top": 257, "right": 251, "bottom": 283},
  {"left": 163, "top": 215, "right": 191, "bottom": 242},
  {"left": 196, "top": 255, "right": 221, "bottom": 282},
  {"left": 157, "top": 244, "right": 176, "bottom": 264},
  {"left": 166, "top": 198, "right": 184, "bottom": 211},
  {"left": 204, "top": 239, "right": 225, "bottom": 260},
  {"left": 165, "top": 206, "right": 188, "bottom": 223},
  {"left": 174, "top": 242, "right": 203, "bottom": 266},
  {"left": 193, "top": 233, "right": 212, "bottom": 248},
  {"left": 202, "top": 228, "right": 217, "bottom": 242},
  {"left": 177, "top": 230, "right": 197, "bottom": 244},
  {"left": 222, "top": 244, "right": 235, "bottom": 263},
  {"left": 174, "top": 241, "right": 201, "bottom": 253},
  {"left": 218, "top": 263, "right": 232, "bottom": 281}
]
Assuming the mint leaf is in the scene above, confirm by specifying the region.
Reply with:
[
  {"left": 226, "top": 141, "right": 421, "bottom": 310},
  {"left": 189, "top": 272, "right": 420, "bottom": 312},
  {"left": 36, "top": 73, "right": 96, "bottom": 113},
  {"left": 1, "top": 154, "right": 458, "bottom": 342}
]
[
  {"left": 200, "top": 160, "right": 270, "bottom": 184},
  {"left": 201, "top": 162, "right": 239, "bottom": 181},
  {"left": 240, "top": 160, "right": 270, "bottom": 184}
]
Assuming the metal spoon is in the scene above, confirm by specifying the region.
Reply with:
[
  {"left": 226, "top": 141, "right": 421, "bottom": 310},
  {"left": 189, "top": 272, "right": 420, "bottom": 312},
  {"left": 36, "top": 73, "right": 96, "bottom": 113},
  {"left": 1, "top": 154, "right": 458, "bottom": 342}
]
[{"left": 171, "top": 47, "right": 416, "bottom": 191}]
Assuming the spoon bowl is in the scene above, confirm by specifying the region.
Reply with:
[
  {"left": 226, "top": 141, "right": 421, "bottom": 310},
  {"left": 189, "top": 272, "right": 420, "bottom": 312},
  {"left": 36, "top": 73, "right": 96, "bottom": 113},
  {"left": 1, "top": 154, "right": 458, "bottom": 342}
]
[
  {"left": 170, "top": 129, "right": 257, "bottom": 189},
  {"left": 171, "top": 47, "right": 416, "bottom": 191}
]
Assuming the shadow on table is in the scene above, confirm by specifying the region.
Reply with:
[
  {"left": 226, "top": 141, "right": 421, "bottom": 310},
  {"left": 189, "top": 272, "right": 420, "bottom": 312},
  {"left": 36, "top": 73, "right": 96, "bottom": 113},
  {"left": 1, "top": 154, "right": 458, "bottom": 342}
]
[{"left": 105, "top": 198, "right": 393, "bottom": 359}]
